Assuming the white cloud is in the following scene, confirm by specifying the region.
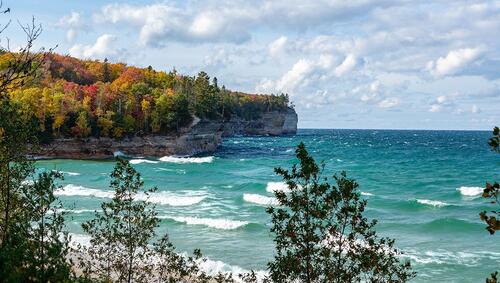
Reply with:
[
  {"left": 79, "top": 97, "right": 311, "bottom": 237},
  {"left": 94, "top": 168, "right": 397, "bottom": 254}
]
[
  {"left": 429, "top": 104, "right": 442, "bottom": 113},
  {"left": 93, "top": 1, "right": 387, "bottom": 47},
  {"left": 57, "top": 12, "right": 86, "bottom": 42},
  {"left": 471, "top": 104, "right": 481, "bottom": 113},
  {"left": 69, "top": 34, "right": 122, "bottom": 60},
  {"left": 427, "top": 47, "right": 483, "bottom": 77},
  {"left": 334, "top": 54, "right": 357, "bottom": 77},
  {"left": 269, "top": 36, "right": 288, "bottom": 57},
  {"left": 378, "top": 97, "right": 400, "bottom": 108}
]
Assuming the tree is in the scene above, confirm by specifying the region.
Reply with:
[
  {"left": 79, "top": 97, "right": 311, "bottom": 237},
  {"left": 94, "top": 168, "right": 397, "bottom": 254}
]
[
  {"left": 263, "top": 142, "right": 414, "bottom": 283},
  {"left": 79, "top": 158, "right": 159, "bottom": 283},
  {"left": 103, "top": 58, "right": 111, "bottom": 83},
  {"left": 479, "top": 127, "right": 499, "bottom": 283},
  {"left": 79, "top": 159, "right": 234, "bottom": 283},
  {"left": 14, "top": 171, "right": 73, "bottom": 282},
  {"left": 0, "top": 4, "right": 74, "bottom": 282}
]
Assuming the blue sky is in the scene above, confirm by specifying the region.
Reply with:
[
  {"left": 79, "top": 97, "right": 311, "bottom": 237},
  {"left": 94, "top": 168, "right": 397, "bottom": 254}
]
[{"left": 3, "top": 0, "right": 500, "bottom": 130}]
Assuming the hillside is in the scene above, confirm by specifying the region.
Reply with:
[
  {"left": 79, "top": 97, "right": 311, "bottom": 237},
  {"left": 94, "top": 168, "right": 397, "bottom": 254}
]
[
  {"left": 4, "top": 53, "right": 294, "bottom": 143},
  {"left": 1, "top": 53, "right": 296, "bottom": 158}
]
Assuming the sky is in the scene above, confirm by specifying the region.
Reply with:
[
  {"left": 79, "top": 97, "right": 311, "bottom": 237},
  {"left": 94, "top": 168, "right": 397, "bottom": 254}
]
[{"left": 2, "top": 0, "right": 500, "bottom": 130}]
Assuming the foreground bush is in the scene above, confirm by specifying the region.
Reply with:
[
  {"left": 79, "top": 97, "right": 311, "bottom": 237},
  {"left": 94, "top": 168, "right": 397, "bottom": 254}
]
[{"left": 256, "top": 143, "right": 415, "bottom": 283}]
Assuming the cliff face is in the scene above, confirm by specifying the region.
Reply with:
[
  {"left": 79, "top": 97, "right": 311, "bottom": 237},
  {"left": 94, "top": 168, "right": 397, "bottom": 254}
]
[
  {"left": 38, "top": 108, "right": 297, "bottom": 159},
  {"left": 222, "top": 107, "right": 298, "bottom": 137}
]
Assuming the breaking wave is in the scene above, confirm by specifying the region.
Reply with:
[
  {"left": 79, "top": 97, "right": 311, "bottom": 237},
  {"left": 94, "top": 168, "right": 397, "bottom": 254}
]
[
  {"left": 159, "top": 156, "right": 214, "bottom": 164},
  {"left": 161, "top": 216, "right": 249, "bottom": 230},
  {"left": 55, "top": 184, "right": 114, "bottom": 198},
  {"left": 243, "top": 193, "right": 279, "bottom": 206},
  {"left": 129, "top": 159, "right": 159, "bottom": 164},
  {"left": 55, "top": 185, "right": 206, "bottom": 206},
  {"left": 53, "top": 170, "right": 81, "bottom": 176},
  {"left": 416, "top": 199, "right": 450, "bottom": 207},
  {"left": 265, "top": 182, "right": 290, "bottom": 193},
  {"left": 456, "top": 186, "right": 483, "bottom": 197}
]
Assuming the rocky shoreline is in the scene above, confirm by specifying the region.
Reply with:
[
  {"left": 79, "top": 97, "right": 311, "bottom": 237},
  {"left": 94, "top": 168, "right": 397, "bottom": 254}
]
[{"left": 38, "top": 108, "right": 297, "bottom": 159}]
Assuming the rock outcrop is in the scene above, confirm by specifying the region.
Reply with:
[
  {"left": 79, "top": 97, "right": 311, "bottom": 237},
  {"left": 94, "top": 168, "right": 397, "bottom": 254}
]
[
  {"left": 222, "top": 107, "right": 298, "bottom": 136},
  {"left": 38, "top": 108, "right": 297, "bottom": 159}
]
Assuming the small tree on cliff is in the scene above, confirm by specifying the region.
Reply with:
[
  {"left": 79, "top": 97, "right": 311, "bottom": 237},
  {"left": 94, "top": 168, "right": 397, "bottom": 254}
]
[{"left": 264, "top": 142, "right": 414, "bottom": 283}]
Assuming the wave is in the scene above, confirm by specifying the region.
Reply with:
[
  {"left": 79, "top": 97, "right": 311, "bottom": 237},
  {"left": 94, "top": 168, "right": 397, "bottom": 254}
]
[
  {"left": 159, "top": 156, "right": 214, "bottom": 164},
  {"left": 161, "top": 216, "right": 249, "bottom": 230},
  {"left": 55, "top": 184, "right": 114, "bottom": 198},
  {"left": 156, "top": 168, "right": 187, "bottom": 174},
  {"left": 265, "top": 182, "right": 290, "bottom": 193},
  {"left": 68, "top": 233, "right": 267, "bottom": 282},
  {"left": 416, "top": 199, "right": 450, "bottom": 207},
  {"left": 420, "top": 218, "right": 481, "bottom": 232},
  {"left": 140, "top": 191, "right": 206, "bottom": 206},
  {"left": 55, "top": 185, "right": 206, "bottom": 206},
  {"left": 130, "top": 159, "right": 159, "bottom": 165},
  {"left": 57, "top": 208, "right": 95, "bottom": 214},
  {"left": 53, "top": 170, "right": 81, "bottom": 176},
  {"left": 457, "top": 186, "right": 483, "bottom": 197},
  {"left": 361, "top": 192, "right": 374, "bottom": 196},
  {"left": 243, "top": 193, "right": 279, "bottom": 206}
]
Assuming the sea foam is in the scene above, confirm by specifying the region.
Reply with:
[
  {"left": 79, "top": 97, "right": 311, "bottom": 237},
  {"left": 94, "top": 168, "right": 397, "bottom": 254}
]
[
  {"left": 416, "top": 199, "right": 449, "bottom": 207},
  {"left": 457, "top": 186, "right": 483, "bottom": 197},
  {"left": 243, "top": 193, "right": 279, "bottom": 206},
  {"left": 139, "top": 192, "right": 206, "bottom": 206},
  {"left": 55, "top": 184, "right": 114, "bottom": 198},
  {"left": 53, "top": 170, "right": 81, "bottom": 176},
  {"left": 55, "top": 185, "right": 206, "bottom": 206},
  {"left": 68, "top": 233, "right": 268, "bottom": 282},
  {"left": 361, "top": 192, "right": 374, "bottom": 196},
  {"left": 265, "top": 182, "right": 290, "bottom": 193},
  {"left": 129, "top": 159, "right": 159, "bottom": 164},
  {"left": 159, "top": 156, "right": 214, "bottom": 164},
  {"left": 162, "top": 216, "right": 249, "bottom": 230}
]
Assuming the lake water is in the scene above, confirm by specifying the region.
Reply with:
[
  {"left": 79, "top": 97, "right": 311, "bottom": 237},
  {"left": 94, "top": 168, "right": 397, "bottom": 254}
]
[{"left": 36, "top": 129, "right": 499, "bottom": 282}]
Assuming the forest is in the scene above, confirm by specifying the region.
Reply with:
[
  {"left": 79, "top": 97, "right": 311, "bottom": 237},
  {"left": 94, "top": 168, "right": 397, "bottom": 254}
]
[{"left": 1, "top": 52, "right": 291, "bottom": 142}]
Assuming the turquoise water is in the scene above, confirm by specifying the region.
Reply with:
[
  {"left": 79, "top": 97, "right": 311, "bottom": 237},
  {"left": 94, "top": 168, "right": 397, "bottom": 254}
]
[{"left": 37, "top": 129, "right": 499, "bottom": 282}]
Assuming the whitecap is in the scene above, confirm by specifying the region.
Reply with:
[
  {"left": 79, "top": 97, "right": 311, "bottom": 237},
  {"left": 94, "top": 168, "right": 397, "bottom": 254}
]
[
  {"left": 243, "top": 193, "right": 279, "bottom": 206},
  {"left": 156, "top": 168, "right": 186, "bottom": 174},
  {"left": 53, "top": 170, "right": 81, "bottom": 176},
  {"left": 416, "top": 199, "right": 449, "bottom": 207},
  {"left": 266, "top": 182, "right": 290, "bottom": 193},
  {"left": 68, "top": 233, "right": 268, "bottom": 282},
  {"left": 159, "top": 156, "right": 214, "bottom": 164},
  {"left": 130, "top": 159, "right": 159, "bottom": 165},
  {"left": 161, "top": 216, "right": 249, "bottom": 230},
  {"left": 139, "top": 191, "right": 206, "bottom": 206},
  {"left": 196, "top": 257, "right": 268, "bottom": 282},
  {"left": 55, "top": 184, "right": 114, "bottom": 198},
  {"left": 57, "top": 208, "right": 95, "bottom": 214},
  {"left": 457, "top": 186, "right": 483, "bottom": 197},
  {"left": 361, "top": 192, "right": 374, "bottom": 196},
  {"left": 55, "top": 185, "right": 206, "bottom": 206}
]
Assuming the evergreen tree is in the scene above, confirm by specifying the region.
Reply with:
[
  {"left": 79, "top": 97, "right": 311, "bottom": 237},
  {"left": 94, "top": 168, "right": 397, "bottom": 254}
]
[
  {"left": 78, "top": 158, "right": 159, "bottom": 283},
  {"left": 79, "top": 159, "right": 233, "bottom": 283},
  {"left": 263, "top": 143, "right": 414, "bottom": 283}
]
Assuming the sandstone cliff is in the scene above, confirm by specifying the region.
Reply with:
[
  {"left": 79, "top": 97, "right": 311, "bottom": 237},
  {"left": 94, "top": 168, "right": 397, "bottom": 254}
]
[{"left": 38, "top": 108, "right": 297, "bottom": 159}]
